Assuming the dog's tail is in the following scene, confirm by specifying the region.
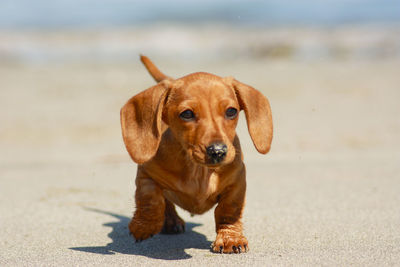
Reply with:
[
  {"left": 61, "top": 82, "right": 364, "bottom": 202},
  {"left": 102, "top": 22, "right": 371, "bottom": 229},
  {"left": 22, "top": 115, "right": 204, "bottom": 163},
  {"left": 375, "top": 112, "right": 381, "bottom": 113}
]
[{"left": 140, "top": 55, "right": 170, "bottom": 82}]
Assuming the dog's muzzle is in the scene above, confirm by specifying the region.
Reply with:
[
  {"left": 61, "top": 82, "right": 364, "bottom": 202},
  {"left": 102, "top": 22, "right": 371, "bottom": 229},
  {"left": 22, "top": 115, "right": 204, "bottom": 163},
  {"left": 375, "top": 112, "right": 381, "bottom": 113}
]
[{"left": 206, "top": 143, "right": 227, "bottom": 164}]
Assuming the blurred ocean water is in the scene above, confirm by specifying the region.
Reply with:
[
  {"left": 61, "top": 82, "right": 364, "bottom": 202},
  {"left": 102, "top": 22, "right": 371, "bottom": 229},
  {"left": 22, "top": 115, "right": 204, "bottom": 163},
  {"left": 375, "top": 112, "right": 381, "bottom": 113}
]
[
  {"left": 0, "top": 0, "right": 399, "bottom": 63},
  {"left": 1, "top": 0, "right": 400, "bottom": 28}
]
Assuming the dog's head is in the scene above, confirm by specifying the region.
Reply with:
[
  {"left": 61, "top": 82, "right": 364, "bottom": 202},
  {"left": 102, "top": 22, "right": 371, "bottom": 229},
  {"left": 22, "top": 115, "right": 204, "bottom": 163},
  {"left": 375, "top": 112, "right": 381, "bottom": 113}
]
[{"left": 121, "top": 72, "right": 273, "bottom": 167}]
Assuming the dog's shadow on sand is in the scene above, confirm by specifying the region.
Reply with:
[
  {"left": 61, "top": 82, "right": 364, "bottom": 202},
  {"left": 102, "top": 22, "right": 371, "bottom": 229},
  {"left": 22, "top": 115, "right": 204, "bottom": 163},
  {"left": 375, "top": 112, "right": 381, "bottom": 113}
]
[{"left": 70, "top": 208, "right": 212, "bottom": 260}]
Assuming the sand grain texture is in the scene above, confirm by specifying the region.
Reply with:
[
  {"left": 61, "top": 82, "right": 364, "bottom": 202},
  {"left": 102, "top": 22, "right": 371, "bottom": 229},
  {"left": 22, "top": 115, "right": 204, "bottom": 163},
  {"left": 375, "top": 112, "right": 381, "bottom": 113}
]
[{"left": 1, "top": 55, "right": 400, "bottom": 266}]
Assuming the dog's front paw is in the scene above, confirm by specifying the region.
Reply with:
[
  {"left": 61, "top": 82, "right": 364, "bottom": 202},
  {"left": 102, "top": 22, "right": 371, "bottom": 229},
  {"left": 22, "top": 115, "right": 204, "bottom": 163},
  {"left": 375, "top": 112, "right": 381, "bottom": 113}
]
[
  {"left": 129, "top": 217, "right": 163, "bottom": 242},
  {"left": 212, "top": 230, "right": 249, "bottom": 254}
]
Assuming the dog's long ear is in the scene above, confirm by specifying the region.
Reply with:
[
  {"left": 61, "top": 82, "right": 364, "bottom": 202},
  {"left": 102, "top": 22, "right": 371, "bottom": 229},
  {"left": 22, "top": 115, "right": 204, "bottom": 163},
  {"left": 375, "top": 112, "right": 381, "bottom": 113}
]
[
  {"left": 231, "top": 79, "right": 273, "bottom": 154},
  {"left": 120, "top": 81, "right": 170, "bottom": 164}
]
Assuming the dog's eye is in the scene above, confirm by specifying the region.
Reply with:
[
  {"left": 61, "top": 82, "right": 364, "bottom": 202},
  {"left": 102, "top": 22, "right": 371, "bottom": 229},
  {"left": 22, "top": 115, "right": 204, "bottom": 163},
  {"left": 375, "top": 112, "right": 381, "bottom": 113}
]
[
  {"left": 179, "top": 109, "right": 195, "bottom": 121},
  {"left": 225, "top": 107, "right": 238, "bottom": 119}
]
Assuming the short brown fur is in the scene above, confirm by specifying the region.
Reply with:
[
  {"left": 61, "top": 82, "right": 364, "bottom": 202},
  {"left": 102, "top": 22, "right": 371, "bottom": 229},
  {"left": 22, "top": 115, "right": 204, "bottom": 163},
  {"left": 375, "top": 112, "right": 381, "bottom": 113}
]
[{"left": 120, "top": 56, "right": 273, "bottom": 253}]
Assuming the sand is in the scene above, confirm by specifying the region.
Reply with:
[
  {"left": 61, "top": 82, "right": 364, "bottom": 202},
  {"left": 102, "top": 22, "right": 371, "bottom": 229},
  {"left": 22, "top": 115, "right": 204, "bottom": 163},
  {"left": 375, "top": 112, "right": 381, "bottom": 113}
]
[{"left": 1, "top": 44, "right": 400, "bottom": 265}]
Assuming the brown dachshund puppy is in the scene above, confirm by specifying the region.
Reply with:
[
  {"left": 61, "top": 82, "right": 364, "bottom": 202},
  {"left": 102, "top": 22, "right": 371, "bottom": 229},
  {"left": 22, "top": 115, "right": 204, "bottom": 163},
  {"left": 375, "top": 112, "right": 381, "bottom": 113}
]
[{"left": 120, "top": 56, "right": 273, "bottom": 253}]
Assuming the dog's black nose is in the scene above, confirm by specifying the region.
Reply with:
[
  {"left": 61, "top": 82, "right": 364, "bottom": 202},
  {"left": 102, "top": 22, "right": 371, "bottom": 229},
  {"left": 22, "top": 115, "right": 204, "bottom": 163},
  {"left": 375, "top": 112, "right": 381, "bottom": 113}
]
[{"left": 206, "top": 143, "right": 227, "bottom": 164}]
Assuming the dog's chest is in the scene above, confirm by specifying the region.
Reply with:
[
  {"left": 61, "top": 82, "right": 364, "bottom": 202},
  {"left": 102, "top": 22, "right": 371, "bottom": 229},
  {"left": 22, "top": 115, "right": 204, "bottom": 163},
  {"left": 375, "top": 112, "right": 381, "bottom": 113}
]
[{"left": 163, "top": 170, "right": 220, "bottom": 214}]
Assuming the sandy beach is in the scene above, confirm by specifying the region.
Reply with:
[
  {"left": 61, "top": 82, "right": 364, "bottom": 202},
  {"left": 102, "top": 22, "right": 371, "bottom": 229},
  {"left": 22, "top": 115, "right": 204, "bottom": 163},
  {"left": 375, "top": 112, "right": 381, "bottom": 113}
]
[{"left": 1, "top": 26, "right": 400, "bottom": 265}]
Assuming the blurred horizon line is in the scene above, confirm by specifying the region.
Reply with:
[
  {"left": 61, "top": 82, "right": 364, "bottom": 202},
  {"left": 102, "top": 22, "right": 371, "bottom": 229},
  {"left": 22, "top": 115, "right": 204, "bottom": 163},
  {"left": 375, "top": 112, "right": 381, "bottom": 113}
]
[{"left": 1, "top": 25, "right": 399, "bottom": 64}]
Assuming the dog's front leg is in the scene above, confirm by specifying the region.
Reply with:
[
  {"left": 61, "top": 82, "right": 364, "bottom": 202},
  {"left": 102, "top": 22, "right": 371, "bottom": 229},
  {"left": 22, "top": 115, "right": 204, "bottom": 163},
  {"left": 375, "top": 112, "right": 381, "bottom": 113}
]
[
  {"left": 212, "top": 174, "right": 248, "bottom": 254},
  {"left": 129, "top": 174, "right": 165, "bottom": 242}
]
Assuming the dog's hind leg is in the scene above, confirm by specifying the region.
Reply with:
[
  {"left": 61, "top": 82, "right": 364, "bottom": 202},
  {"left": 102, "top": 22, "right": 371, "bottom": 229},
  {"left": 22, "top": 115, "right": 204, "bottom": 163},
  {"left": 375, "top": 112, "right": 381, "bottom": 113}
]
[{"left": 161, "top": 199, "right": 185, "bottom": 234}]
